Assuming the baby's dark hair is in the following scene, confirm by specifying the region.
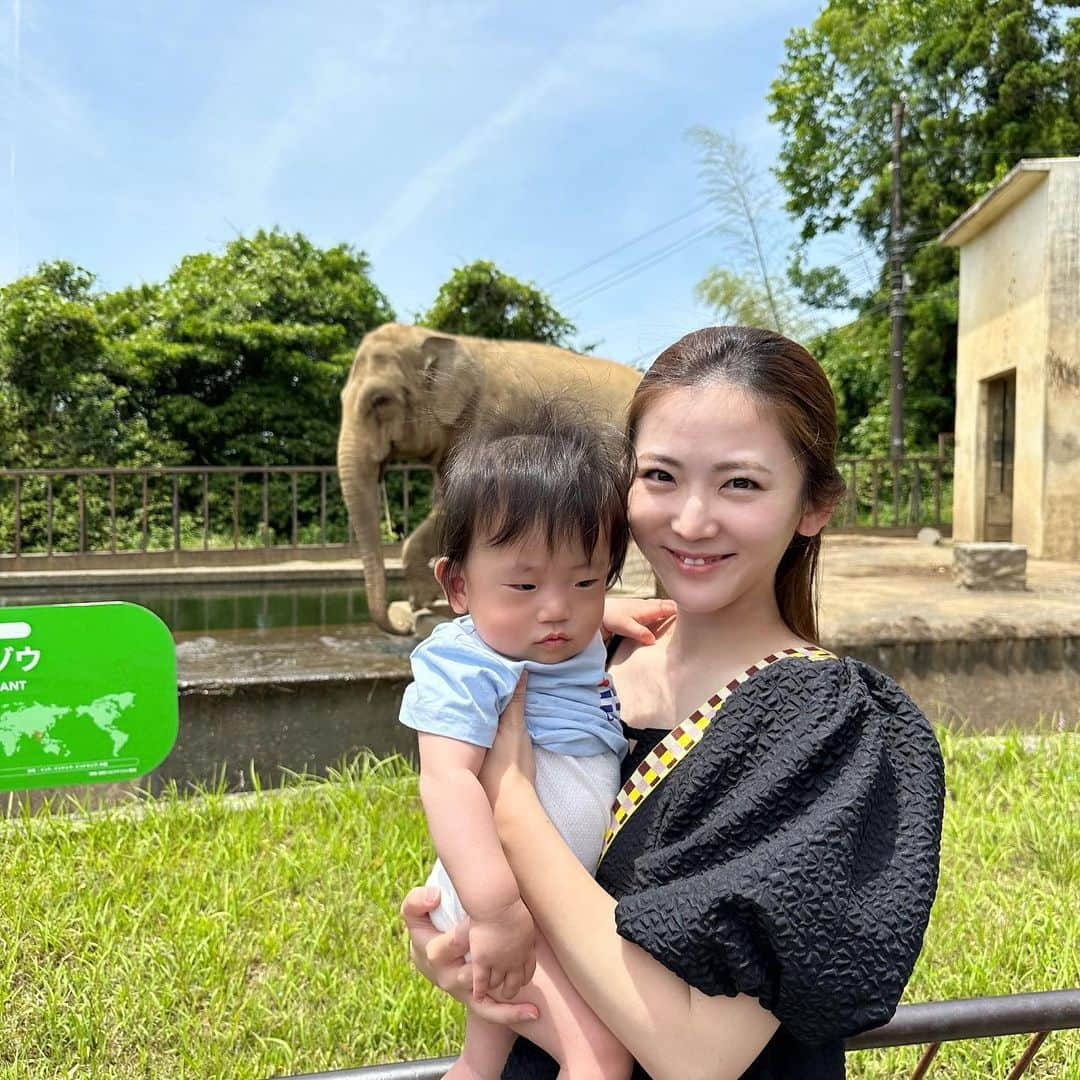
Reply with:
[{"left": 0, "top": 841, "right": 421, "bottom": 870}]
[{"left": 438, "top": 400, "right": 633, "bottom": 588}]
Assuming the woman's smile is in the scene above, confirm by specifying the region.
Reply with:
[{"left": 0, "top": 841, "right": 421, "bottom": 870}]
[{"left": 664, "top": 547, "right": 736, "bottom": 573}]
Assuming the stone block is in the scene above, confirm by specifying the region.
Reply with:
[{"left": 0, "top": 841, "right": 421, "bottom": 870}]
[{"left": 953, "top": 542, "right": 1027, "bottom": 590}]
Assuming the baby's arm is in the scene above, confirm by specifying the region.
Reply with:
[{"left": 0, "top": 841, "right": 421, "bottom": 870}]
[{"left": 416, "top": 731, "right": 536, "bottom": 1002}]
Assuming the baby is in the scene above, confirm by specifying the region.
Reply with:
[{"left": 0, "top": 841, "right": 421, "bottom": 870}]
[{"left": 400, "top": 403, "right": 634, "bottom": 1079}]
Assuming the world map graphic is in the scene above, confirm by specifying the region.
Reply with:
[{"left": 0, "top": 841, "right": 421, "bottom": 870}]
[{"left": 0, "top": 693, "right": 135, "bottom": 761}]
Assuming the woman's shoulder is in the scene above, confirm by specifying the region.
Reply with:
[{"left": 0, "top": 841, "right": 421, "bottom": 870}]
[
  {"left": 616, "top": 651, "right": 945, "bottom": 1044},
  {"left": 734, "top": 651, "right": 929, "bottom": 724},
  {"left": 693, "top": 651, "right": 943, "bottom": 782}
]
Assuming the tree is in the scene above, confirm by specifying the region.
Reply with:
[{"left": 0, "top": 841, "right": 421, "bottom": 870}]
[
  {"left": 121, "top": 229, "right": 395, "bottom": 466},
  {"left": 421, "top": 260, "right": 577, "bottom": 346},
  {"left": 768, "top": 0, "right": 1080, "bottom": 452},
  {"left": 0, "top": 261, "right": 164, "bottom": 469},
  {"left": 688, "top": 128, "right": 820, "bottom": 341}
]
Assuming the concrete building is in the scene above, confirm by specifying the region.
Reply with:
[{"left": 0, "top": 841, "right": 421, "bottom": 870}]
[{"left": 941, "top": 158, "right": 1080, "bottom": 560}]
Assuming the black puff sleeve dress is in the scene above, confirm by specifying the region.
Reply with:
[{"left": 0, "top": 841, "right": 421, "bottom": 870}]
[{"left": 501, "top": 654, "right": 945, "bottom": 1079}]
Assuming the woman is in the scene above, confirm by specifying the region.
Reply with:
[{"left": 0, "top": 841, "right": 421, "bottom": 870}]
[{"left": 402, "top": 326, "right": 945, "bottom": 1079}]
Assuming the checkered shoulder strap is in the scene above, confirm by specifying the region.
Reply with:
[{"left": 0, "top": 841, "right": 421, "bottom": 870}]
[{"left": 598, "top": 646, "right": 836, "bottom": 865}]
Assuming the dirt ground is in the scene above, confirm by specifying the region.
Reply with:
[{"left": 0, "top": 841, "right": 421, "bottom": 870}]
[{"left": 818, "top": 534, "right": 1080, "bottom": 643}]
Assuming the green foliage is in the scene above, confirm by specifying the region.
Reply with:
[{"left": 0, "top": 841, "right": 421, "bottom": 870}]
[
  {"left": 688, "top": 128, "right": 819, "bottom": 340},
  {"left": 120, "top": 229, "right": 395, "bottom": 467},
  {"left": 695, "top": 268, "right": 819, "bottom": 343},
  {"left": 769, "top": 0, "right": 1080, "bottom": 451},
  {"left": 0, "top": 261, "right": 167, "bottom": 470},
  {"left": 421, "top": 259, "right": 576, "bottom": 346}
]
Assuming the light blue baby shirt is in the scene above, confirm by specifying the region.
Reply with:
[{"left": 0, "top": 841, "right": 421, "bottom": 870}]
[{"left": 399, "top": 615, "right": 627, "bottom": 759}]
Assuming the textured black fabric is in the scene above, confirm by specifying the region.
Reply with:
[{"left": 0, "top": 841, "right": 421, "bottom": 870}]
[{"left": 501, "top": 656, "right": 944, "bottom": 1079}]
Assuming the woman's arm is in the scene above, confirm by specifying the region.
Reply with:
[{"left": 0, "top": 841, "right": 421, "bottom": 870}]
[{"left": 481, "top": 683, "right": 779, "bottom": 1080}]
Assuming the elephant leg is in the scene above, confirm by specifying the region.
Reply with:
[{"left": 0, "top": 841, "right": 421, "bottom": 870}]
[{"left": 401, "top": 505, "right": 444, "bottom": 611}]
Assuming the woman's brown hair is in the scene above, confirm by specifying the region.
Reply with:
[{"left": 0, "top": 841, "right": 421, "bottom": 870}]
[{"left": 627, "top": 325, "right": 844, "bottom": 643}]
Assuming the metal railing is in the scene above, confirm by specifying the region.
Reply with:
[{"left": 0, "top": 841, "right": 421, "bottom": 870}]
[
  {"left": 0, "top": 451, "right": 952, "bottom": 563},
  {"left": 276, "top": 988, "right": 1080, "bottom": 1080},
  {"left": 831, "top": 453, "right": 953, "bottom": 533},
  {"left": 0, "top": 463, "right": 433, "bottom": 561}
]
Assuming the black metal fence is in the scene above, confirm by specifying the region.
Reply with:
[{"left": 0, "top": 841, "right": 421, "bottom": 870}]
[
  {"left": 276, "top": 988, "right": 1080, "bottom": 1080},
  {"left": 830, "top": 453, "right": 953, "bottom": 533},
  {"left": 0, "top": 453, "right": 951, "bottom": 563},
  {"left": 0, "top": 464, "right": 432, "bottom": 560}
]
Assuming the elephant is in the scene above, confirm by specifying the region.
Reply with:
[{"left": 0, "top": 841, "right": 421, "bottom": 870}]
[{"left": 337, "top": 322, "right": 642, "bottom": 635}]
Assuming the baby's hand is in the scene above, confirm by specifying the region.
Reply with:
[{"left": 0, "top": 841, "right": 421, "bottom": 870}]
[
  {"left": 602, "top": 596, "right": 677, "bottom": 645},
  {"left": 468, "top": 896, "right": 536, "bottom": 1002}
]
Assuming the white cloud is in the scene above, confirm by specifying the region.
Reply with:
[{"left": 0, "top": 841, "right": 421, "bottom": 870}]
[
  {"left": 223, "top": 52, "right": 358, "bottom": 220},
  {"left": 0, "top": 0, "right": 103, "bottom": 160},
  {"left": 362, "top": 0, "right": 810, "bottom": 255},
  {"left": 364, "top": 62, "right": 572, "bottom": 257}
]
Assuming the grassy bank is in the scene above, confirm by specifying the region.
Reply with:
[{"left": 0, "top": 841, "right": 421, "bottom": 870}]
[{"left": 0, "top": 729, "right": 1076, "bottom": 1078}]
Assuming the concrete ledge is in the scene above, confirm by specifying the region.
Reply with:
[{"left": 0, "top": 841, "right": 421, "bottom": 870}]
[
  {"left": 0, "top": 556, "right": 404, "bottom": 590},
  {"left": 7, "top": 628, "right": 1076, "bottom": 816}
]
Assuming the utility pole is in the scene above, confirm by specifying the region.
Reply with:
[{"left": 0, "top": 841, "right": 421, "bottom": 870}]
[{"left": 889, "top": 100, "right": 906, "bottom": 521}]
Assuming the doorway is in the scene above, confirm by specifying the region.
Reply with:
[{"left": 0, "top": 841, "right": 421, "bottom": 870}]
[{"left": 983, "top": 371, "right": 1016, "bottom": 541}]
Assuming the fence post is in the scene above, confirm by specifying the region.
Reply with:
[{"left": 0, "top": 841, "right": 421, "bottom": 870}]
[
  {"left": 202, "top": 473, "right": 210, "bottom": 551},
  {"left": 141, "top": 474, "right": 149, "bottom": 551},
  {"left": 320, "top": 471, "right": 327, "bottom": 546},
  {"left": 233, "top": 475, "right": 240, "bottom": 550},
  {"left": 292, "top": 472, "right": 299, "bottom": 547},
  {"left": 109, "top": 473, "right": 117, "bottom": 553},
  {"left": 13, "top": 476, "right": 21, "bottom": 557},
  {"left": 46, "top": 476, "right": 54, "bottom": 555},
  {"left": 262, "top": 471, "right": 270, "bottom": 547},
  {"left": 172, "top": 474, "right": 180, "bottom": 551},
  {"left": 77, "top": 476, "right": 86, "bottom": 553},
  {"left": 911, "top": 460, "right": 922, "bottom": 525}
]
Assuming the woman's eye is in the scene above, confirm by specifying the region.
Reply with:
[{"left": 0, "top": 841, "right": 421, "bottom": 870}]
[
  {"left": 725, "top": 476, "right": 759, "bottom": 491},
  {"left": 641, "top": 468, "right": 674, "bottom": 483},
  {"left": 575, "top": 578, "right": 600, "bottom": 589},
  {"left": 506, "top": 583, "right": 536, "bottom": 591}
]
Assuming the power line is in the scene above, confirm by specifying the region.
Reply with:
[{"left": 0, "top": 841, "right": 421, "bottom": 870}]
[
  {"left": 545, "top": 202, "right": 711, "bottom": 289},
  {"left": 559, "top": 219, "right": 721, "bottom": 308}
]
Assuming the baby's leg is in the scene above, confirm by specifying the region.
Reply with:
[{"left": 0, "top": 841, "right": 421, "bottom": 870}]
[
  {"left": 445, "top": 1007, "right": 517, "bottom": 1080},
  {"left": 507, "top": 933, "right": 632, "bottom": 1080}
]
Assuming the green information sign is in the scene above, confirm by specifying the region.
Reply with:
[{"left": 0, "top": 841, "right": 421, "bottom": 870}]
[{"left": 0, "top": 603, "right": 177, "bottom": 792}]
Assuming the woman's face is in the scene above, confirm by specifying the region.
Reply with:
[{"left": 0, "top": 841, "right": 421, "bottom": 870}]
[{"left": 628, "top": 383, "right": 829, "bottom": 619}]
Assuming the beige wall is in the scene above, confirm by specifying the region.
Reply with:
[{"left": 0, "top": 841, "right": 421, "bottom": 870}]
[
  {"left": 952, "top": 175, "right": 1049, "bottom": 552},
  {"left": 1043, "top": 167, "right": 1080, "bottom": 559}
]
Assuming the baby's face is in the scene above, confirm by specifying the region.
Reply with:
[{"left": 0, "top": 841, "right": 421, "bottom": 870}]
[{"left": 446, "top": 530, "right": 610, "bottom": 664}]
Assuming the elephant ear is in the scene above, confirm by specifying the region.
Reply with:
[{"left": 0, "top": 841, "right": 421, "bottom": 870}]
[{"left": 420, "top": 334, "right": 483, "bottom": 427}]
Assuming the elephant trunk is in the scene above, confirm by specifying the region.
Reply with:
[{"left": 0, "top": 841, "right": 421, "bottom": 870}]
[{"left": 338, "top": 460, "right": 400, "bottom": 635}]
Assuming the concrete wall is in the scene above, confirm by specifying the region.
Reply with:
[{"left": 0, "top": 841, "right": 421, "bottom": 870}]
[
  {"left": 952, "top": 174, "right": 1049, "bottom": 551},
  {"left": 7, "top": 634, "right": 1077, "bottom": 815},
  {"left": 1044, "top": 167, "right": 1080, "bottom": 560}
]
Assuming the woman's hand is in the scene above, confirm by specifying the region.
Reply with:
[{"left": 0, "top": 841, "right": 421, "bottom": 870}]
[
  {"left": 602, "top": 597, "right": 676, "bottom": 645},
  {"left": 400, "top": 886, "right": 540, "bottom": 1023},
  {"left": 479, "top": 673, "right": 539, "bottom": 830}
]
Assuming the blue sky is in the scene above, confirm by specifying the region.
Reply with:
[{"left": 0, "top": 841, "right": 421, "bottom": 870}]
[{"left": 1, "top": 0, "right": 856, "bottom": 367}]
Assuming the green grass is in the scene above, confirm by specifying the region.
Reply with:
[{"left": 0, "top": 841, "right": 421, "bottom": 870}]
[{"left": 0, "top": 732, "right": 1076, "bottom": 1079}]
